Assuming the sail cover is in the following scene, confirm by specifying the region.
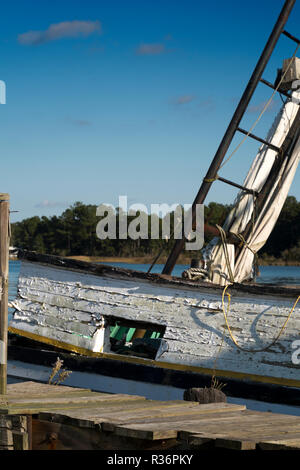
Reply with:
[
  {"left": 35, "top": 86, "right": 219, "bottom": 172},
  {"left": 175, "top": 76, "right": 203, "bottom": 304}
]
[{"left": 202, "top": 89, "right": 300, "bottom": 285}]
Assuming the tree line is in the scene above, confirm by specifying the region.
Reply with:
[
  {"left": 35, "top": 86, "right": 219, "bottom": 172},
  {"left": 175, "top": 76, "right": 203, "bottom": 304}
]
[{"left": 10, "top": 196, "right": 300, "bottom": 261}]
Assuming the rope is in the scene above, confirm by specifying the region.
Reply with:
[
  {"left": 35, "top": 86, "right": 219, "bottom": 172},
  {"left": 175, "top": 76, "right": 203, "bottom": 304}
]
[
  {"left": 203, "top": 175, "right": 219, "bottom": 183},
  {"left": 235, "top": 233, "right": 255, "bottom": 254},
  {"left": 181, "top": 267, "right": 207, "bottom": 280},
  {"left": 235, "top": 232, "right": 260, "bottom": 280},
  {"left": 220, "top": 42, "right": 300, "bottom": 170},
  {"left": 215, "top": 224, "right": 235, "bottom": 283},
  {"left": 221, "top": 284, "right": 300, "bottom": 353}
]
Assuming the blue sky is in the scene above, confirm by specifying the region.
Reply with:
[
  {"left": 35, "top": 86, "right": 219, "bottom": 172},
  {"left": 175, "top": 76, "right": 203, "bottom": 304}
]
[{"left": 1, "top": 0, "right": 300, "bottom": 222}]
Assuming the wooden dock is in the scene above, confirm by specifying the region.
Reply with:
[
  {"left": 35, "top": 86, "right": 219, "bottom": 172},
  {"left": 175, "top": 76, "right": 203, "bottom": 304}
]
[{"left": 1, "top": 381, "right": 300, "bottom": 451}]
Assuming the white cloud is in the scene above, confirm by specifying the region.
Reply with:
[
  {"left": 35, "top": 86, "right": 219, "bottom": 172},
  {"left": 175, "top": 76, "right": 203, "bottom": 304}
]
[
  {"left": 35, "top": 200, "right": 69, "bottom": 209},
  {"left": 173, "top": 95, "right": 195, "bottom": 105},
  {"left": 18, "top": 20, "right": 101, "bottom": 45},
  {"left": 136, "top": 43, "right": 166, "bottom": 55},
  {"left": 72, "top": 119, "right": 92, "bottom": 126},
  {"left": 247, "top": 99, "right": 278, "bottom": 114}
]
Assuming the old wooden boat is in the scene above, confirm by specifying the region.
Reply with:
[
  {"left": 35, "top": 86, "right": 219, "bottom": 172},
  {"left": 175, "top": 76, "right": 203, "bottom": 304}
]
[
  {"left": 6, "top": 0, "right": 300, "bottom": 412},
  {"left": 7, "top": 249, "right": 300, "bottom": 411}
]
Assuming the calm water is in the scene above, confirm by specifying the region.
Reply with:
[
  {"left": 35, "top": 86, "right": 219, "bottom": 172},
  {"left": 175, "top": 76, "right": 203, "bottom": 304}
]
[
  {"left": 99, "top": 262, "right": 300, "bottom": 286},
  {"left": 9, "top": 260, "right": 20, "bottom": 302}
]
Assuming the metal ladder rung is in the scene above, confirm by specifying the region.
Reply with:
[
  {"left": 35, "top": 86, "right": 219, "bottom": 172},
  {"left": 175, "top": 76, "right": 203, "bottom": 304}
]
[
  {"left": 260, "top": 78, "right": 291, "bottom": 98},
  {"left": 217, "top": 176, "right": 259, "bottom": 197},
  {"left": 237, "top": 127, "right": 281, "bottom": 153},
  {"left": 283, "top": 30, "right": 300, "bottom": 44}
]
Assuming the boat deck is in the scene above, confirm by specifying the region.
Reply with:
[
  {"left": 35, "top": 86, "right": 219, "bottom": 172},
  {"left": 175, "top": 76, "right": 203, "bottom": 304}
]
[{"left": 1, "top": 381, "right": 300, "bottom": 450}]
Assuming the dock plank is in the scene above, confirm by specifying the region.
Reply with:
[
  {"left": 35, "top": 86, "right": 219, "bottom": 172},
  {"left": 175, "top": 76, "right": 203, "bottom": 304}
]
[
  {"left": 111, "top": 408, "right": 300, "bottom": 441},
  {"left": 1, "top": 383, "right": 147, "bottom": 415},
  {"left": 38, "top": 400, "right": 202, "bottom": 427},
  {"left": 177, "top": 419, "right": 300, "bottom": 438},
  {"left": 258, "top": 438, "right": 300, "bottom": 450},
  {"left": 39, "top": 402, "right": 245, "bottom": 425},
  {"left": 1, "top": 398, "right": 147, "bottom": 415},
  {"left": 4, "top": 381, "right": 300, "bottom": 451},
  {"left": 7, "top": 394, "right": 145, "bottom": 407},
  {"left": 100, "top": 406, "right": 248, "bottom": 431},
  {"left": 6, "top": 381, "right": 92, "bottom": 397},
  {"left": 110, "top": 404, "right": 247, "bottom": 440},
  {"left": 178, "top": 419, "right": 300, "bottom": 449}
]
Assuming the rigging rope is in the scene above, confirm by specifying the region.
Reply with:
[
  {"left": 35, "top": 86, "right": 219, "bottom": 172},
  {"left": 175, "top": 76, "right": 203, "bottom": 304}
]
[
  {"left": 215, "top": 224, "right": 235, "bottom": 283},
  {"left": 181, "top": 267, "right": 207, "bottom": 280},
  {"left": 221, "top": 284, "right": 300, "bottom": 353},
  {"left": 220, "top": 42, "right": 300, "bottom": 170}
]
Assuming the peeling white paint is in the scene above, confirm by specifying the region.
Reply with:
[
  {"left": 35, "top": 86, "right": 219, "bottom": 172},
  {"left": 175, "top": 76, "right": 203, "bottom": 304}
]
[{"left": 8, "top": 261, "right": 300, "bottom": 382}]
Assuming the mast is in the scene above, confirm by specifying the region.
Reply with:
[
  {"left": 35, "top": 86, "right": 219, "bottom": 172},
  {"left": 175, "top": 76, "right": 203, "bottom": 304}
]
[{"left": 162, "top": 0, "right": 297, "bottom": 275}]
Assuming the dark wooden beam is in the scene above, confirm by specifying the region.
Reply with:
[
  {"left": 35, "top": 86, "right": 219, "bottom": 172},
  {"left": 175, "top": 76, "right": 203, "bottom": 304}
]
[
  {"left": 283, "top": 29, "right": 300, "bottom": 44},
  {"left": 0, "top": 194, "right": 9, "bottom": 395},
  {"left": 237, "top": 127, "right": 281, "bottom": 153}
]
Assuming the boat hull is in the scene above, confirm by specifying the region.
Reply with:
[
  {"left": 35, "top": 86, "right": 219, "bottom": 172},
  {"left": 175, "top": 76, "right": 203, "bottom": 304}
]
[{"left": 8, "top": 250, "right": 300, "bottom": 412}]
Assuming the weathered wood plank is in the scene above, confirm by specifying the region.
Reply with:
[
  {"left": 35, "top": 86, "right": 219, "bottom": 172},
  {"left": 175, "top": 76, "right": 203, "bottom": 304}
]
[
  {"left": 9, "top": 321, "right": 106, "bottom": 353},
  {"left": 12, "top": 308, "right": 99, "bottom": 338},
  {"left": 215, "top": 437, "right": 257, "bottom": 450},
  {"left": 0, "top": 428, "right": 13, "bottom": 447},
  {"left": 101, "top": 410, "right": 248, "bottom": 432},
  {"left": 0, "top": 415, "right": 12, "bottom": 429},
  {"left": 109, "top": 407, "right": 300, "bottom": 442},
  {"left": 1, "top": 383, "right": 147, "bottom": 415},
  {"left": 6, "top": 382, "right": 94, "bottom": 398},
  {"left": 17, "top": 250, "right": 300, "bottom": 300},
  {"left": 178, "top": 412, "right": 300, "bottom": 440},
  {"left": 37, "top": 400, "right": 201, "bottom": 428},
  {"left": 2, "top": 394, "right": 147, "bottom": 415},
  {"left": 16, "top": 264, "right": 300, "bottom": 325},
  {"left": 258, "top": 438, "right": 300, "bottom": 450},
  {"left": 113, "top": 424, "right": 179, "bottom": 440},
  {"left": 15, "top": 261, "right": 300, "bottom": 330},
  {"left": 7, "top": 381, "right": 89, "bottom": 395},
  {"left": 38, "top": 400, "right": 198, "bottom": 418},
  {"left": 37, "top": 403, "right": 245, "bottom": 432},
  {"left": 112, "top": 403, "right": 247, "bottom": 440},
  {"left": 13, "top": 289, "right": 300, "bottom": 353},
  {"left": 12, "top": 430, "right": 29, "bottom": 450},
  {"left": 177, "top": 422, "right": 300, "bottom": 443}
]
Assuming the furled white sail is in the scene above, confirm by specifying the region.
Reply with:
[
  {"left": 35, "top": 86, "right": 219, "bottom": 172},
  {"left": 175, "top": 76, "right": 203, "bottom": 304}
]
[{"left": 202, "top": 89, "right": 300, "bottom": 285}]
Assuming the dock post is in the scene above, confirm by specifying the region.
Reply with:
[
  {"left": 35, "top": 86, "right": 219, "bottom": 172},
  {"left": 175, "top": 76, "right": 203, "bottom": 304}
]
[{"left": 0, "top": 194, "right": 10, "bottom": 395}]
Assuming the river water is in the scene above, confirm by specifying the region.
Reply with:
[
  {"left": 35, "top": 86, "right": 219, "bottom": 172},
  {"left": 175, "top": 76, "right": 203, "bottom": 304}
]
[{"left": 100, "top": 262, "right": 300, "bottom": 285}]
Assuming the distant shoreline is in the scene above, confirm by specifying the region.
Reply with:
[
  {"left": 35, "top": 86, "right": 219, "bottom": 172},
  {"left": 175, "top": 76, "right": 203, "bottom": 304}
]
[
  {"left": 65, "top": 254, "right": 191, "bottom": 264},
  {"left": 65, "top": 255, "right": 300, "bottom": 267},
  {"left": 9, "top": 254, "right": 300, "bottom": 267},
  {"left": 258, "top": 259, "right": 300, "bottom": 266}
]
